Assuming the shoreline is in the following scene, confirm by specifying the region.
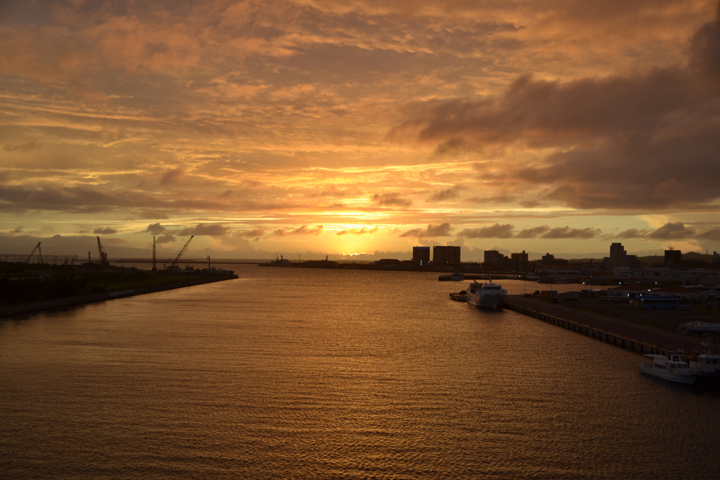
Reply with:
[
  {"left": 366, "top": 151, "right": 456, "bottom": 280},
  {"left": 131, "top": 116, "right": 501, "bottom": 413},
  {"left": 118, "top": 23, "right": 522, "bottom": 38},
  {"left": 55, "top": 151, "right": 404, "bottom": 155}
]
[
  {"left": 0, "top": 274, "right": 237, "bottom": 319},
  {"left": 504, "top": 295, "right": 706, "bottom": 357}
]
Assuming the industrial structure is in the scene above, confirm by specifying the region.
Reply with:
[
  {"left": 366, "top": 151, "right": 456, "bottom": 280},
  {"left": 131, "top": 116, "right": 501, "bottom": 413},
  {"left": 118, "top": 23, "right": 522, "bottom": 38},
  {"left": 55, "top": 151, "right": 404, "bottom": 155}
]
[
  {"left": 167, "top": 236, "right": 194, "bottom": 269},
  {"left": 25, "top": 242, "right": 42, "bottom": 264},
  {"left": 96, "top": 237, "right": 109, "bottom": 267}
]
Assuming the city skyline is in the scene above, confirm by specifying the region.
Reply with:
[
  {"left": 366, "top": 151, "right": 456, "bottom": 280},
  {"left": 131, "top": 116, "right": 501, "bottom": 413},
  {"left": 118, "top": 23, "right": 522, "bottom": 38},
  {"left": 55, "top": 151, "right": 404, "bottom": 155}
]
[{"left": 2, "top": 1, "right": 720, "bottom": 261}]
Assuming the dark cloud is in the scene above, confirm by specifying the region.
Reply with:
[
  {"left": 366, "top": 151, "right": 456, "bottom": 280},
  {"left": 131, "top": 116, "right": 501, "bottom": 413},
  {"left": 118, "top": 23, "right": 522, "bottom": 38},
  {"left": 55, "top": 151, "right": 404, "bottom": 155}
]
[
  {"left": 0, "top": 184, "right": 295, "bottom": 215},
  {"left": 647, "top": 222, "right": 696, "bottom": 240},
  {"left": 617, "top": 222, "right": 700, "bottom": 240},
  {"left": 136, "top": 210, "right": 170, "bottom": 220},
  {"left": 690, "top": 2, "right": 720, "bottom": 78},
  {"left": 3, "top": 141, "right": 41, "bottom": 152},
  {"left": 429, "top": 185, "right": 464, "bottom": 202},
  {"left": 336, "top": 226, "right": 378, "bottom": 236},
  {"left": 457, "top": 223, "right": 513, "bottom": 238},
  {"left": 390, "top": 6, "right": 720, "bottom": 212},
  {"left": 464, "top": 195, "right": 514, "bottom": 204},
  {"left": 178, "top": 223, "right": 231, "bottom": 236},
  {"left": 234, "top": 228, "right": 266, "bottom": 238},
  {"left": 156, "top": 235, "right": 175, "bottom": 244},
  {"left": 400, "top": 222, "right": 452, "bottom": 238},
  {"left": 433, "top": 137, "right": 472, "bottom": 157},
  {"left": 540, "top": 227, "right": 601, "bottom": 239},
  {"left": 698, "top": 228, "right": 720, "bottom": 241},
  {"left": 143, "top": 223, "right": 166, "bottom": 235},
  {"left": 93, "top": 227, "right": 118, "bottom": 235},
  {"left": 272, "top": 225, "right": 324, "bottom": 236},
  {"left": 515, "top": 226, "right": 549, "bottom": 238},
  {"left": 12, "top": 226, "right": 22, "bottom": 234},
  {"left": 371, "top": 193, "right": 412, "bottom": 208},
  {"left": 160, "top": 167, "right": 185, "bottom": 186},
  {"left": 616, "top": 228, "right": 649, "bottom": 239}
]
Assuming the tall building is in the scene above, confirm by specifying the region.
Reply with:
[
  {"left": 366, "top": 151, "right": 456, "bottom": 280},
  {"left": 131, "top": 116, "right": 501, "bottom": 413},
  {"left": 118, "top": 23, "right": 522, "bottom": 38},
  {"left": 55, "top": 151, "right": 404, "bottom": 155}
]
[
  {"left": 541, "top": 253, "right": 555, "bottom": 265},
  {"left": 511, "top": 250, "right": 529, "bottom": 270},
  {"left": 412, "top": 246, "right": 430, "bottom": 266},
  {"left": 484, "top": 250, "right": 502, "bottom": 266},
  {"left": 665, "top": 249, "right": 682, "bottom": 266},
  {"left": 433, "top": 246, "right": 461, "bottom": 265},
  {"left": 609, "top": 243, "right": 627, "bottom": 269}
]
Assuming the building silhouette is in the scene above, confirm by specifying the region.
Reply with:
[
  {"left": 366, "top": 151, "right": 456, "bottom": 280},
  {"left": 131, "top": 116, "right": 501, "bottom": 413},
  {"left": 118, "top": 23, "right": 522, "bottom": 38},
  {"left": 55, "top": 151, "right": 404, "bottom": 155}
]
[
  {"left": 665, "top": 249, "right": 682, "bottom": 266},
  {"left": 433, "top": 246, "right": 461, "bottom": 265},
  {"left": 412, "top": 246, "right": 430, "bottom": 266}
]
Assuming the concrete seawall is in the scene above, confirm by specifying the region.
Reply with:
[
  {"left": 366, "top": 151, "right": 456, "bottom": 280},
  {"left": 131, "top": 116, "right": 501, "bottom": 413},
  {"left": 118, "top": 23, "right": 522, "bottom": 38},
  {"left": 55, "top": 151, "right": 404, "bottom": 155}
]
[
  {"left": 504, "top": 295, "right": 704, "bottom": 357},
  {"left": 0, "top": 275, "right": 236, "bottom": 318}
]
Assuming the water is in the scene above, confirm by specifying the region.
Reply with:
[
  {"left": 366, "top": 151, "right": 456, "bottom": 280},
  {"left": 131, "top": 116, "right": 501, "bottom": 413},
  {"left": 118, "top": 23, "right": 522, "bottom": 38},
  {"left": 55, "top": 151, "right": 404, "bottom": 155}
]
[{"left": 1, "top": 266, "right": 718, "bottom": 479}]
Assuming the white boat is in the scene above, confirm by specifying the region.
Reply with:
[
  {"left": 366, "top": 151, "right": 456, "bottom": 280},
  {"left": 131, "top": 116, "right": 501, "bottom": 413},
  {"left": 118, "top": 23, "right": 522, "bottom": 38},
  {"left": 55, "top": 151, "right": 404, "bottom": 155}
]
[
  {"left": 677, "top": 321, "right": 720, "bottom": 334},
  {"left": 466, "top": 279, "right": 507, "bottom": 309},
  {"left": 638, "top": 353, "right": 696, "bottom": 385},
  {"left": 690, "top": 353, "right": 720, "bottom": 380}
]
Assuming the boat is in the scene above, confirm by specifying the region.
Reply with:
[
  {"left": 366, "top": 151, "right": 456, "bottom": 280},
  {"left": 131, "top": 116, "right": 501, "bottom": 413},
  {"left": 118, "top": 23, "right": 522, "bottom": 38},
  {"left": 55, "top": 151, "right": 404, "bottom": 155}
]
[
  {"left": 677, "top": 321, "right": 720, "bottom": 334},
  {"left": 690, "top": 353, "right": 720, "bottom": 381},
  {"left": 689, "top": 340, "right": 720, "bottom": 384},
  {"left": 439, "top": 272, "right": 465, "bottom": 281},
  {"left": 449, "top": 290, "right": 467, "bottom": 302},
  {"left": 466, "top": 279, "right": 507, "bottom": 309},
  {"left": 638, "top": 353, "right": 696, "bottom": 385}
]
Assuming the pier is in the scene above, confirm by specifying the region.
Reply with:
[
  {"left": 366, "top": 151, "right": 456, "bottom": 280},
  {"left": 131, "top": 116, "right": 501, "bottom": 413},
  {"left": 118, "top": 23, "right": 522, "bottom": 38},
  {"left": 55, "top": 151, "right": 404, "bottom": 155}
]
[{"left": 504, "top": 295, "right": 705, "bottom": 356}]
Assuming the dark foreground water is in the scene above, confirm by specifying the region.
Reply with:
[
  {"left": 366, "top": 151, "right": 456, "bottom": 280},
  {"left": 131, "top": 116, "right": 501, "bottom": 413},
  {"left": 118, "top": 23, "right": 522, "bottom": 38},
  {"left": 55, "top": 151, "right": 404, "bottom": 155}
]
[{"left": 1, "top": 266, "right": 719, "bottom": 479}]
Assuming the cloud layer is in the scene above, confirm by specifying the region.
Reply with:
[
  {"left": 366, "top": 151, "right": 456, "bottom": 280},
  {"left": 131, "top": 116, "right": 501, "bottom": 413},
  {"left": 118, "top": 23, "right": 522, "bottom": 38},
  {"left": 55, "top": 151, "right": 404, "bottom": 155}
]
[{"left": 1, "top": 1, "right": 719, "bottom": 258}]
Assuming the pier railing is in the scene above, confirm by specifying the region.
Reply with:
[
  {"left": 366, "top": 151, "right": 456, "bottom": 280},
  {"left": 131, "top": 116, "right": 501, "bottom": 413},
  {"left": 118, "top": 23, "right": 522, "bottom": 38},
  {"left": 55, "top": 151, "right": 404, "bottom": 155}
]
[{"left": 505, "top": 303, "right": 671, "bottom": 357}]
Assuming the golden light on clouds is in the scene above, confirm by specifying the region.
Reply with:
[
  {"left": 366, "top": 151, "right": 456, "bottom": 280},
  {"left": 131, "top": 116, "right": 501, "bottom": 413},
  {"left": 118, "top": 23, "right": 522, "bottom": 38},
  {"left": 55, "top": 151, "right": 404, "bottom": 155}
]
[{"left": 1, "top": 0, "right": 720, "bottom": 260}]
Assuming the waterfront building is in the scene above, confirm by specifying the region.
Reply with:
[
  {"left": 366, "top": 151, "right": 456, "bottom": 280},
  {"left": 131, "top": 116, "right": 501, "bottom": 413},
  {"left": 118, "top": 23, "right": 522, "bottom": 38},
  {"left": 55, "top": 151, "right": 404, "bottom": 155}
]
[
  {"left": 541, "top": 253, "right": 568, "bottom": 266},
  {"left": 604, "top": 243, "right": 639, "bottom": 270},
  {"left": 433, "top": 246, "right": 461, "bottom": 265},
  {"left": 484, "top": 250, "right": 510, "bottom": 268},
  {"left": 665, "top": 249, "right": 682, "bottom": 266},
  {"left": 609, "top": 243, "right": 627, "bottom": 268},
  {"left": 412, "top": 246, "right": 430, "bottom": 266},
  {"left": 511, "top": 251, "right": 529, "bottom": 270},
  {"left": 484, "top": 250, "right": 501, "bottom": 266}
]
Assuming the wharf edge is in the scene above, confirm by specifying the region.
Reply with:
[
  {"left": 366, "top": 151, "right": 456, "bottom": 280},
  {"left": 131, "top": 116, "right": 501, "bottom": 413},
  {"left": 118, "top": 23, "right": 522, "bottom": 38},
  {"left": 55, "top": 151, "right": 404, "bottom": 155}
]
[{"left": 504, "top": 295, "right": 705, "bottom": 357}]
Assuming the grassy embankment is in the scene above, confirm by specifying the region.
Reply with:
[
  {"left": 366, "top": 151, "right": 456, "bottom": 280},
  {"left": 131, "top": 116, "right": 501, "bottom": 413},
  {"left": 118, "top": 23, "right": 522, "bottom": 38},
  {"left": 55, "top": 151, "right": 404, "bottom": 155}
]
[{"left": 0, "top": 264, "right": 231, "bottom": 307}]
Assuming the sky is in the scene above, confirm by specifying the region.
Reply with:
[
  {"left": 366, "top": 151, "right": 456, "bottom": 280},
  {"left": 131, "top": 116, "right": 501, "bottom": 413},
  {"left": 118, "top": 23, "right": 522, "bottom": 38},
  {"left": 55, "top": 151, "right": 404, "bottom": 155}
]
[{"left": 1, "top": 0, "right": 720, "bottom": 262}]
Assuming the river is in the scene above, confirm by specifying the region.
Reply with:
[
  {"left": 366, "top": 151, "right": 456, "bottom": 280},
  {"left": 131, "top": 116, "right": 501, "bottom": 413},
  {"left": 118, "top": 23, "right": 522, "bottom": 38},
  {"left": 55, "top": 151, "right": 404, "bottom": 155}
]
[{"left": 1, "top": 265, "right": 718, "bottom": 478}]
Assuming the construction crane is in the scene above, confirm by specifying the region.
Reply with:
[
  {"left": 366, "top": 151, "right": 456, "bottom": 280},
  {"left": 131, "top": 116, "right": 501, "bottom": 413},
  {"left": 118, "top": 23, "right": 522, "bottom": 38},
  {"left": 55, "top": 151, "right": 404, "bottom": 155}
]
[
  {"left": 24, "top": 242, "right": 42, "bottom": 263},
  {"left": 152, "top": 236, "right": 157, "bottom": 272},
  {"left": 96, "top": 236, "right": 109, "bottom": 266},
  {"left": 168, "top": 236, "right": 193, "bottom": 268}
]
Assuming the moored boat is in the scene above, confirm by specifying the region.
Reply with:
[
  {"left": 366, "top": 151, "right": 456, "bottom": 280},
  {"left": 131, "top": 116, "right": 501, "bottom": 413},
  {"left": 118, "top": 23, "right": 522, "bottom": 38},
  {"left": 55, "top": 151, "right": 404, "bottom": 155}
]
[
  {"left": 638, "top": 353, "right": 696, "bottom": 385},
  {"left": 449, "top": 290, "right": 467, "bottom": 302},
  {"left": 466, "top": 279, "right": 507, "bottom": 309}
]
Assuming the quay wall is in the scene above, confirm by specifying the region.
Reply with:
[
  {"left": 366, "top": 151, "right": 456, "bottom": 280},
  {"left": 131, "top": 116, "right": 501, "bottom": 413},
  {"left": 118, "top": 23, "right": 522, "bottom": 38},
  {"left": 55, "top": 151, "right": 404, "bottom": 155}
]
[
  {"left": 505, "top": 302, "right": 671, "bottom": 357},
  {"left": 0, "top": 275, "right": 236, "bottom": 318}
]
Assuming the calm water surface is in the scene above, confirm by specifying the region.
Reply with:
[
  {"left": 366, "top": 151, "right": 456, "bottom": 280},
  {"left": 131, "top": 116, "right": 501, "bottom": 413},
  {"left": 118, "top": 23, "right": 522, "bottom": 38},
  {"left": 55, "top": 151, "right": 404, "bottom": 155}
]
[{"left": 1, "top": 266, "right": 719, "bottom": 479}]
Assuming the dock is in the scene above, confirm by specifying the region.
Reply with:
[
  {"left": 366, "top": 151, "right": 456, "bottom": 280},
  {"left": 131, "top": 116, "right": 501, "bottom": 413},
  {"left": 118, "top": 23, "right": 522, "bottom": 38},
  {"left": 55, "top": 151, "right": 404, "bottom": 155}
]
[{"left": 504, "top": 295, "right": 706, "bottom": 356}]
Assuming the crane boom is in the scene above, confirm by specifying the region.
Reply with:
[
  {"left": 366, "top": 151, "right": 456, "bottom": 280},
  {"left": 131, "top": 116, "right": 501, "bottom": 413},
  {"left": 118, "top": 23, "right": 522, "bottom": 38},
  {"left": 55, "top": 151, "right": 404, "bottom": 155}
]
[
  {"left": 96, "top": 236, "right": 109, "bottom": 266},
  {"left": 170, "top": 236, "right": 193, "bottom": 268},
  {"left": 24, "top": 242, "right": 41, "bottom": 263}
]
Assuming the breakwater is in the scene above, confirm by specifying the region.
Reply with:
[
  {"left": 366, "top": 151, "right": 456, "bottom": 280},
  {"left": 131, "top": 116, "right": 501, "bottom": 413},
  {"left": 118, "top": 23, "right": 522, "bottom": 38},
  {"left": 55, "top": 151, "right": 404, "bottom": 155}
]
[
  {"left": 0, "top": 274, "right": 237, "bottom": 318},
  {"left": 503, "top": 295, "right": 707, "bottom": 356}
]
